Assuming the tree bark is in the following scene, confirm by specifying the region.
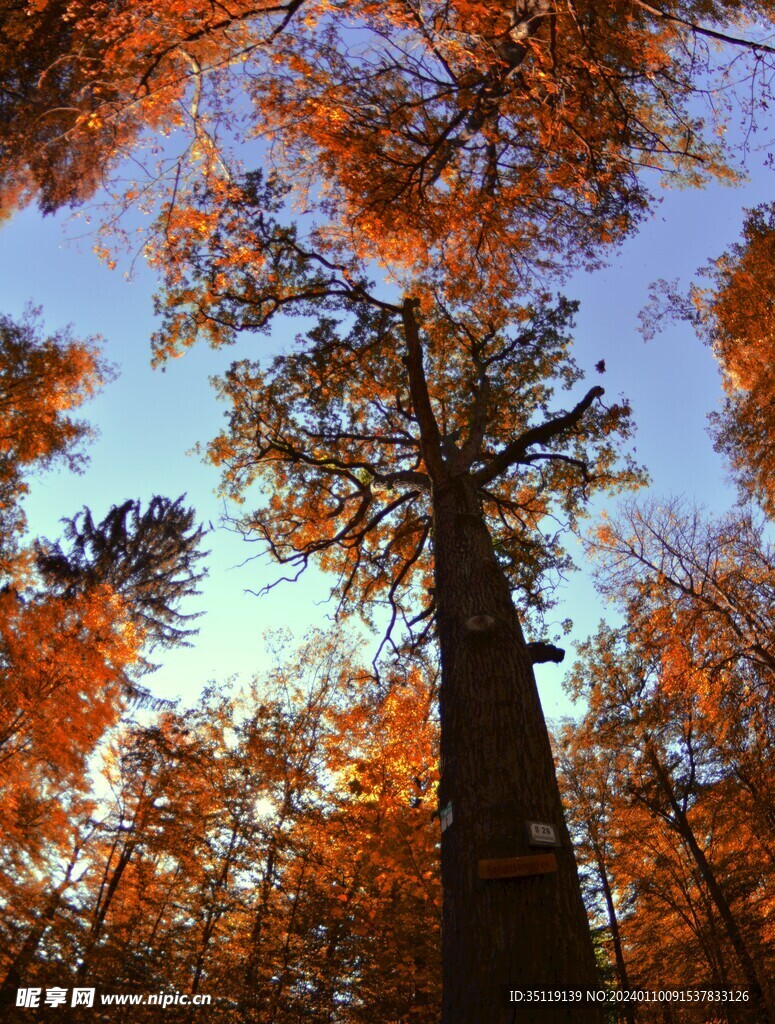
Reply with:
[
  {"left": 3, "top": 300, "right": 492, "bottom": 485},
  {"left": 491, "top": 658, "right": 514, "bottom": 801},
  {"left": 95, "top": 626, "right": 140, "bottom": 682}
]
[{"left": 433, "top": 473, "right": 602, "bottom": 1024}]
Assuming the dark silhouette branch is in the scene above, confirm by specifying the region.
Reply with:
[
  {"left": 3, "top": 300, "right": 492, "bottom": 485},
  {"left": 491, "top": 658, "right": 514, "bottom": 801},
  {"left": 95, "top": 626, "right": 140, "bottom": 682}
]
[
  {"left": 401, "top": 300, "right": 446, "bottom": 482},
  {"left": 632, "top": 0, "right": 775, "bottom": 56},
  {"left": 527, "top": 641, "right": 565, "bottom": 665},
  {"left": 473, "top": 385, "right": 604, "bottom": 486}
]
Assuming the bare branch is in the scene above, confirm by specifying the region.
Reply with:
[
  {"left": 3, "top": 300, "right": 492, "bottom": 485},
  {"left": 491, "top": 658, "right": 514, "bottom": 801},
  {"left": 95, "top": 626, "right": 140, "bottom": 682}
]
[{"left": 632, "top": 0, "right": 775, "bottom": 56}]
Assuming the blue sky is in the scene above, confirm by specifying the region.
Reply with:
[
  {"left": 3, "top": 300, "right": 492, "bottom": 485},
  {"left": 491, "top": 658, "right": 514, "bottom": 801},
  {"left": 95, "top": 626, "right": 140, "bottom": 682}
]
[{"left": 0, "top": 151, "right": 770, "bottom": 718}]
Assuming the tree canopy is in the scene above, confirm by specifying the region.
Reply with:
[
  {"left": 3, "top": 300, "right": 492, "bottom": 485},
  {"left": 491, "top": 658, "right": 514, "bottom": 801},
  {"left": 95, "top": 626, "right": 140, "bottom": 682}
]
[
  {"left": 560, "top": 496, "right": 773, "bottom": 1020},
  {"left": 644, "top": 203, "right": 775, "bottom": 517},
  {"left": 0, "top": 308, "right": 109, "bottom": 569},
  {"left": 1, "top": 1, "right": 774, "bottom": 1019},
  {"left": 3, "top": 0, "right": 775, "bottom": 291}
]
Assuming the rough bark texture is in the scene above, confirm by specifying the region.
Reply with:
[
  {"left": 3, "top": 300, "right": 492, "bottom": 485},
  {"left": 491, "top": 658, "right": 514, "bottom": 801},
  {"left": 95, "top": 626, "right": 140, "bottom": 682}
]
[{"left": 433, "top": 474, "right": 602, "bottom": 1024}]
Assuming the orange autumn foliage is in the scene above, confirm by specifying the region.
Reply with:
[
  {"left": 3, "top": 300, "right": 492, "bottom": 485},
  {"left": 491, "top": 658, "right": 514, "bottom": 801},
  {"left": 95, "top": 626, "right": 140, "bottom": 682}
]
[
  {"left": 560, "top": 497, "right": 774, "bottom": 1020},
  {"left": 0, "top": 310, "right": 110, "bottom": 567},
  {"left": 1, "top": 632, "right": 441, "bottom": 1023},
  {"left": 700, "top": 205, "right": 775, "bottom": 517},
  {"left": 0, "top": 311, "right": 207, "bottom": 978},
  {"left": 0, "top": 585, "right": 142, "bottom": 855},
  {"left": 1, "top": 0, "right": 771, "bottom": 295},
  {"left": 0, "top": 309, "right": 124, "bottom": 876},
  {"left": 644, "top": 204, "right": 775, "bottom": 517},
  {"left": 562, "top": 620, "right": 774, "bottom": 1020}
]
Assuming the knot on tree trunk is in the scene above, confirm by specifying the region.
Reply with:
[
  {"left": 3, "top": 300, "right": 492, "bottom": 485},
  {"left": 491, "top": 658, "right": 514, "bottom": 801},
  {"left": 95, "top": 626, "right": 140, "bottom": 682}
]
[{"left": 465, "top": 614, "right": 496, "bottom": 633}]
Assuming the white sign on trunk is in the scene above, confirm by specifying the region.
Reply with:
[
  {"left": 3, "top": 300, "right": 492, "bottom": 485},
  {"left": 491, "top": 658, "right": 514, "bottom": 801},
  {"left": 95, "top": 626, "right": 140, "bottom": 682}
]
[{"left": 526, "top": 820, "right": 559, "bottom": 846}]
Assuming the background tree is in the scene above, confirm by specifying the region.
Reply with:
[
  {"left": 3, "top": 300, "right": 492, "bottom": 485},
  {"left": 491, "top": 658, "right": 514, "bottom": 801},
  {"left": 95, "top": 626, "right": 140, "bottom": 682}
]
[
  {"left": 560, "top": 496, "right": 774, "bottom": 1021},
  {"left": 35, "top": 495, "right": 208, "bottom": 660},
  {"left": 705, "top": 205, "right": 775, "bottom": 517},
  {"left": 0, "top": 308, "right": 109, "bottom": 572},
  {"left": 588, "top": 497, "right": 774, "bottom": 682},
  {"left": 587, "top": 497, "right": 774, "bottom": 893},
  {"left": 0, "top": 494, "right": 207, "bottom": 784},
  {"left": 567, "top": 622, "right": 773, "bottom": 1022},
  {"left": 0, "top": 495, "right": 207, "bottom": 1004},
  {"left": 554, "top": 721, "right": 635, "bottom": 1021},
  {"left": 0, "top": 631, "right": 442, "bottom": 1023},
  {"left": 644, "top": 203, "right": 775, "bottom": 517}
]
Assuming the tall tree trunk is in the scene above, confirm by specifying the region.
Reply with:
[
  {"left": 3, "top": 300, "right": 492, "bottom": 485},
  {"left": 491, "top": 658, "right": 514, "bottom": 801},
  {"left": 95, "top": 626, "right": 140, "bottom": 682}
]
[{"left": 433, "top": 474, "right": 602, "bottom": 1024}]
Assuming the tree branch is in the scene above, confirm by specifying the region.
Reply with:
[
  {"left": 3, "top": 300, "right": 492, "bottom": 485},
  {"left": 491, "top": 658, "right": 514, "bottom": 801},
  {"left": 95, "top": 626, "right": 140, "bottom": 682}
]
[
  {"left": 457, "top": 361, "right": 491, "bottom": 473},
  {"left": 400, "top": 300, "right": 446, "bottom": 482},
  {"left": 632, "top": 0, "right": 775, "bottom": 56},
  {"left": 473, "top": 385, "right": 604, "bottom": 486}
]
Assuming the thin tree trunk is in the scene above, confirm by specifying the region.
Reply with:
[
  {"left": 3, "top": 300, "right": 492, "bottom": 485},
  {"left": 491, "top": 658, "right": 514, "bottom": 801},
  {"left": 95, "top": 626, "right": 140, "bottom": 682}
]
[
  {"left": 648, "top": 750, "right": 772, "bottom": 1024},
  {"left": 676, "top": 816, "right": 771, "bottom": 1023},
  {"left": 76, "top": 841, "right": 136, "bottom": 984},
  {"left": 243, "top": 833, "right": 281, "bottom": 1018},
  {"left": 190, "top": 825, "right": 240, "bottom": 1003},
  {"left": 265, "top": 847, "right": 314, "bottom": 1021},
  {"left": 0, "top": 882, "right": 68, "bottom": 995},
  {"left": 433, "top": 475, "right": 602, "bottom": 1024},
  {"left": 593, "top": 849, "right": 635, "bottom": 1024}
]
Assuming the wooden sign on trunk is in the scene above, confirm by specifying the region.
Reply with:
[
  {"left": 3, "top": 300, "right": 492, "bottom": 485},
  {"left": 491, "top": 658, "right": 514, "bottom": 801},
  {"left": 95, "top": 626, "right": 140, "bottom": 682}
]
[{"left": 478, "top": 853, "right": 558, "bottom": 880}]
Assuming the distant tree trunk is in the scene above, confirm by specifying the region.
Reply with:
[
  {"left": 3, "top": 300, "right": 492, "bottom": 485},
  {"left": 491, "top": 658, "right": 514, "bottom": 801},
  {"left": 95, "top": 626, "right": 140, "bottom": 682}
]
[
  {"left": 0, "top": 882, "right": 68, "bottom": 997},
  {"left": 593, "top": 850, "right": 635, "bottom": 1024},
  {"left": 647, "top": 750, "right": 772, "bottom": 1024},
  {"left": 76, "top": 840, "right": 136, "bottom": 984},
  {"left": 189, "top": 825, "right": 240, "bottom": 1009},
  {"left": 243, "top": 830, "right": 282, "bottom": 1018},
  {"left": 432, "top": 474, "right": 602, "bottom": 1024}
]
